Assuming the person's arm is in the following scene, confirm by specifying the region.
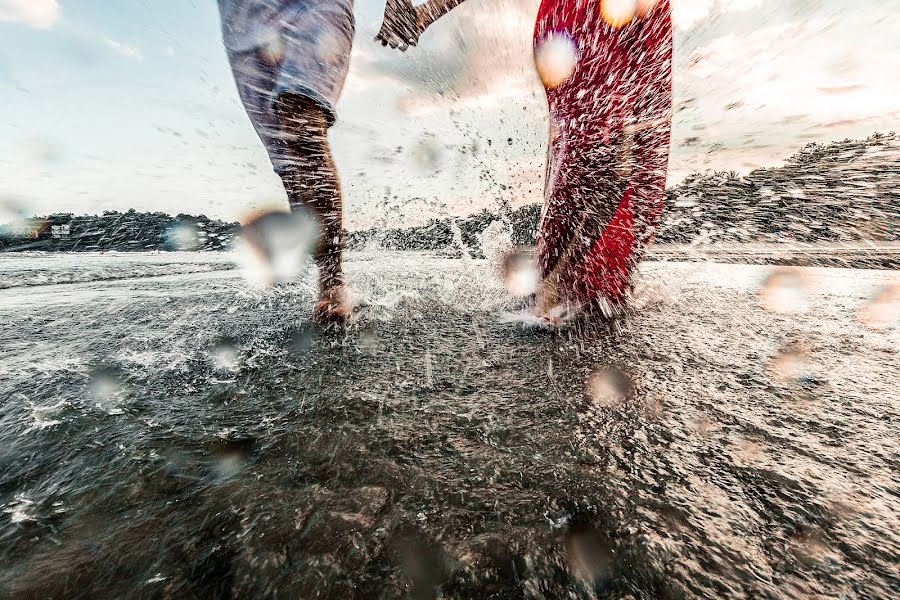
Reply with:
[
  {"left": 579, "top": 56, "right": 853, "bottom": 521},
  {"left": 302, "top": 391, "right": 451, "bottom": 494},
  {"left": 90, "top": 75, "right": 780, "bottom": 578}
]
[
  {"left": 376, "top": 0, "right": 472, "bottom": 51},
  {"left": 416, "top": 0, "right": 469, "bottom": 31}
]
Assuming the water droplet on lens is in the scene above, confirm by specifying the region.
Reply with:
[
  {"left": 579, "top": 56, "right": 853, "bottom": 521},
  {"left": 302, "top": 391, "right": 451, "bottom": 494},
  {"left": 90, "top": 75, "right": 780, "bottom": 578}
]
[
  {"left": 411, "top": 135, "right": 442, "bottom": 173},
  {"left": 636, "top": 0, "right": 660, "bottom": 17},
  {"left": 767, "top": 342, "right": 809, "bottom": 386},
  {"left": 164, "top": 222, "right": 199, "bottom": 251},
  {"left": 211, "top": 338, "right": 240, "bottom": 371},
  {"left": 586, "top": 366, "right": 631, "bottom": 407},
  {"left": 565, "top": 521, "right": 614, "bottom": 586},
  {"left": 288, "top": 325, "right": 317, "bottom": 353},
  {"left": 210, "top": 437, "right": 255, "bottom": 481},
  {"left": 87, "top": 366, "right": 126, "bottom": 413},
  {"left": 601, "top": 0, "right": 637, "bottom": 29},
  {"left": 500, "top": 249, "right": 539, "bottom": 297},
  {"left": 534, "top": 33, "right": 577, "bottom": 89},
  {"left": 88, "top": 367, "right": 122, "bottom": 398},
  {"left": 857, "top": 284, "right": 899, "bottom": 330},
  {"left": 260, "top": 35, "right": 284, "bottom": 65},
  {"left": 758, "top": 269, "right": 811, "bottom": 314},
  {"left": 236, "top": 209, "right": 318, "bottom": 288}
]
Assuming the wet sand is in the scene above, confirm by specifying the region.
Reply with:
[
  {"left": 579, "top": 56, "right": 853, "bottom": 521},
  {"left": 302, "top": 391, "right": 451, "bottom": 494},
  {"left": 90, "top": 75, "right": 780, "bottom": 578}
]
[{"left": 0, "top": 252, "right": 897, "bottom": 598}]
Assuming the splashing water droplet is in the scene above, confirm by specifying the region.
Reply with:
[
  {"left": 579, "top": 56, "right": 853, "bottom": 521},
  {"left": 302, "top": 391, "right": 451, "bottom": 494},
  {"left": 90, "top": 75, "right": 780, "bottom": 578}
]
[
  {"left": 3, "top": 495, "right": 35, "bottom": 524},
  {"left": 586, "top": 366, "right": 631, "bottom": 407},
  {"left": 857, "top": 284, "right": 899, "bottom": 331},
  {"left": 500, "top": 250, "right": 539, "bottom": 297},
  {"left": 236, "top": 209, "right": 318, "bottom": 288},
  {"left": 758, "top": 269, "right": 811, "bottom": 314},
  {"left": 534, "top": 33, "right": 577, "bottom": 89},
  {"left": 601, "top": 0, "right": 637, "bottom": 29}
]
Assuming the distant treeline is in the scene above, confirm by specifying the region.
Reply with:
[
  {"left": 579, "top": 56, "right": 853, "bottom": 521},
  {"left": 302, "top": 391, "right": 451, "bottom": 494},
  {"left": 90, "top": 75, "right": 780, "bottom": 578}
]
[
  {"left": 2, "top": 133, "right": 897, "bottom": 253},
  {"left": 0, "top": 210, "right": 240, "bottom": 252}
]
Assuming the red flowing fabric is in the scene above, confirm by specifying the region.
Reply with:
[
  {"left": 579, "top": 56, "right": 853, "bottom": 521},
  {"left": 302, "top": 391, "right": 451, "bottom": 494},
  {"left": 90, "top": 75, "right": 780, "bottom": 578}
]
[{"left": 534, "top": 0, "right": 672, "bottom": 308}]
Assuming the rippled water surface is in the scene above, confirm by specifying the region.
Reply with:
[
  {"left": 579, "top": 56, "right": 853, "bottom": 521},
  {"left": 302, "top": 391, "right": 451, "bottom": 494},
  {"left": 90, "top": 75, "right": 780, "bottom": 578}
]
[{"left": 0, "top": 251, "right": 897, "bottom": 598}]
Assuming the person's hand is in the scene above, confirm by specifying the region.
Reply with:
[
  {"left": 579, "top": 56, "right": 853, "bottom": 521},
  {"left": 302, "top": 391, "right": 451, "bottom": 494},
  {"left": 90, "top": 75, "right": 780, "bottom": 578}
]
[{"left": 376, "top": 0, "right": 427, "bottom": 51}]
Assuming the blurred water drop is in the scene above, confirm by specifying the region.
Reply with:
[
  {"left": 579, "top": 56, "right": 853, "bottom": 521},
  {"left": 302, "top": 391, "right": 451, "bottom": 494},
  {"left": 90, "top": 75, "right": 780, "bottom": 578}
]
[
  {"left": 89, "top": 367, "right": 121, "bottom": 396},
  {"left": 358, "top": 327, "right": 379, "bottom": 351},
  {"left": 25, "top": 138, "right": 64, "bottom": 164},
  {"left": 288, "top": 325, "right": 317, "bottom": 353},
  {"left": 637, "top": 0, "right": 660, "bottom": 17},
  {"left": 164, "top": 222, "right": 199, "bottom": 251},
  {"left": 788, "top": 525, "right": 837, "bottom": 567},
  {"left": 857, "top": 284, "right": 899, "bottom": 330},
  {"left": 534, "top": 33, "right": 577, "bottom": 89},
  {"left": 259, "top": 34, "right": 285, "bottom": 65},
  {"left": 565, "top": 522, "right": 614, "bottom": 586},
  {"left": 767, "top": 342, "right": 809, "bottom": 386},
  {"left": 411, "top": 135, "right": 442, "bottom": 173},
  {"left": 210, "top": 437, "right": 255, "bottom": 481},
  {"left": 500, "top": 250, "right": 539, "bottom": 297},
  {"left": 585, "top": 366, "right": 631, "bottom": 407},
  {"left": 601, "top": 0, "right": 637, "bottom": 28},
  {"left": 758, "top": 269, "right": 811, "bottom": 314},
  {"left": 737, "top": 439, "right": 761, "bottom": 462},
  {"left": 236, "top": 209, "right": 318, "bottom": 287},
  {"left": 0, "top": 198, "right": 40, "bottom": 240},
  {"left": 691, "top": 414, "right": 715, "bottom": 435},
  {"left": 211, "top": 338, "right": 240, "bottom": 371},
  {"left": 87, "top": 366, "right": 126, "bottom": 413}
]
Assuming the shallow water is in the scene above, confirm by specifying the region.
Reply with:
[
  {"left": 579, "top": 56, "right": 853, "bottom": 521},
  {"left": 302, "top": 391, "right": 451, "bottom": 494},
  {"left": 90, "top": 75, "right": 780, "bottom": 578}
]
[{"left": 0, "top": 251, "right": 897, "bottom": 598}]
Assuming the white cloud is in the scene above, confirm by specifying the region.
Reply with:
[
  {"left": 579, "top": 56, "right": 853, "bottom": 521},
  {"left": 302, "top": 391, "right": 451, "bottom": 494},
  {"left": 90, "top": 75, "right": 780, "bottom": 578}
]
[
  {"left": 0, "top": 0, "right": 60, "bottom": 29},
  {"left": 104, "top": 37, "right": 143, "bottom": 61}
]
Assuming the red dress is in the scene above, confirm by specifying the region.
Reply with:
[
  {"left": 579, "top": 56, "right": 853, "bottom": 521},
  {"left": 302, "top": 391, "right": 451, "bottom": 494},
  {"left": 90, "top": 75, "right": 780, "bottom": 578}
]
[{"left": 534, "top": 0, "right": 673, "bottom": 309}]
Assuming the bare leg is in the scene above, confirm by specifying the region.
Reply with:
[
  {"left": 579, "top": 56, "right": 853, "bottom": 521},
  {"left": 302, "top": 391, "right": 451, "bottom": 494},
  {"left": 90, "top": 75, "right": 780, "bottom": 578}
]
[{"left": 275, "top": 93, "right": 351, "bottom": 322}]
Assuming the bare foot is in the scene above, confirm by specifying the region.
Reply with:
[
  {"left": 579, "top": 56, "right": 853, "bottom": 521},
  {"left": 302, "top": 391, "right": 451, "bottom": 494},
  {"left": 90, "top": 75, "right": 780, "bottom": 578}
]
[
  {"left": 533, "top": 278, "right": 558, "bottom": 317},
  {"left": 532, "top": 279, "right": 581, "bottom": 326},
  {"left": 312, "top": 286, "right": 353, "bottom": 324}
]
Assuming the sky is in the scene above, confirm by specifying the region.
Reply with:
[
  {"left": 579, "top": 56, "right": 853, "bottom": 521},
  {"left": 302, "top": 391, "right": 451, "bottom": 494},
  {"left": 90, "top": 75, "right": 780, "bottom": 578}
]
[{"left": 1, "top": 0, "right": 898, "bottom": 228}]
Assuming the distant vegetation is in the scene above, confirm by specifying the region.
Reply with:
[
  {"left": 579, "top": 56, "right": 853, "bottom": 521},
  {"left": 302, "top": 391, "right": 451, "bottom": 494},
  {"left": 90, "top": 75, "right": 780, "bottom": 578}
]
[
  {"left": 2, "top": 133, "right": 897, "bottom": 253},
  {"left": 0, "top": 210, "right": 240, "bottom": 252}
]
